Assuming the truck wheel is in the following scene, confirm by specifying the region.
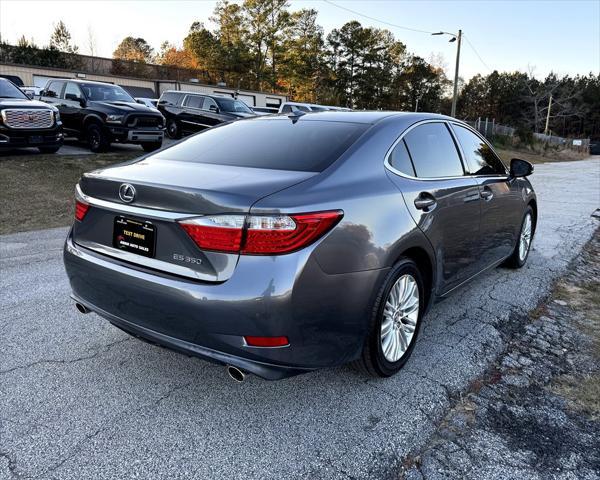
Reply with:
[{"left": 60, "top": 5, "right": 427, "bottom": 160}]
[
  {"left": 38, "top": 145, "right": 61, "bottom": 154},
  {"left": 166, "top": 119, "right": 181, "bottom": 139},
  {"left": 86, "top": 124, "right": 109, "bottom": 153},
  {"left": 141, "top": 142, "right": 162, "bottom": 152}
]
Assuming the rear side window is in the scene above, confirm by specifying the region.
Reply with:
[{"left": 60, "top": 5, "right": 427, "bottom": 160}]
[
  {"left": 403, "top": 123, "right": 464, "bottom": 178},
  {"left": 45, "top": 81, "right": 64, "bottom": 98},
  {"left": 159, "top": 91, "right": 182, "bottom": 105},
  {"left": 389, "top": 139, "right": 415, "bottom": 176},
  {"left": 452, "top": 124, "right": 507, "bottom": 175},
  {"left": 184, "top": 95, "right": 204, "bottom": 109},
  {"left": 156, "top": 119, "right": 368, "bottom": 172}
]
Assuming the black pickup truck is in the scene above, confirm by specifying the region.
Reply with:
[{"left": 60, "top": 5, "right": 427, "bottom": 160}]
[
  {"left": 40, "top": 79, "right": 165, "bottom": 152},
  {"left": 0, "top": 78, "right": 63, "bottom": 153}
]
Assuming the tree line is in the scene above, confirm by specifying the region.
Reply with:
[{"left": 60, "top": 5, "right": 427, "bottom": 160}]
[{"left": 2, "top": 2, "right": 598, "bottom": 138}]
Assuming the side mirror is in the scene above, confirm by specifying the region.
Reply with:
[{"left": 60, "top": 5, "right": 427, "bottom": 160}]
[
  {"left": 79, "top": 98, "right": 87, "bottom": 108},
  {"left": 510, "top": 158, "right": 534, "bottom": 178},
  {"left": 26, "top": 92, "right": 34, "bottom": 99},
  {"left": 209, "top": 104, "right": 219, "bottom": 113}
]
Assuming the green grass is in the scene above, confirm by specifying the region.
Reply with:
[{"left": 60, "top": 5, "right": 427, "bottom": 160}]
[{"left": 0, "top": 152, "right": 140, "bottom": 235}]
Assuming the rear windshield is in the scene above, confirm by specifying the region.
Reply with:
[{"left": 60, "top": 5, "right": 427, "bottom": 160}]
[{"left": 157, "top": 118, "right": 368, "bottom": 172}]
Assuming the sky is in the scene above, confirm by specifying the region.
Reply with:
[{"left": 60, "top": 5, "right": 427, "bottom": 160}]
[{"left": 0, "top": 0, "right": 598, "bottom": 80}]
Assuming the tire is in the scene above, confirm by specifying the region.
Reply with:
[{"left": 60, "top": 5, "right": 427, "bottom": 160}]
[
  {"left": 166, "top": 118, "right": 181, "bottom": 139},
  {"left": 503, "top": 206, "right": 534, "bottom": 269},
  {"left": 353, "top": 258, "right": 425, "bottom": 377},
  {"left": 86, "top": 123, "right": 109, "bottom": 153},
  {"left": 141, "top": 142, "right": 162, "bottom": 152},
  {"left": 38, "top": 145, "right": 61, "bottom": 154}
]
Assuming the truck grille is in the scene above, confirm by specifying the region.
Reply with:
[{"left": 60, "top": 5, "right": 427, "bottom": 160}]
[
  {"left": 127, "top": 116, "right": 162, "bottom": 128},
  {"left": 1, "top": 109, "right": 54, "bottom": 129}
]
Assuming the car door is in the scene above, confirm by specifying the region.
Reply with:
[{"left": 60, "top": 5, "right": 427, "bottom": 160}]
[
  {"left": 201, "top": 97, "right": 224, "bottom": 127},
  {"left": 60, "top": 82, "right": 85, "bottom": 134},
  {"left": 386, "top": 121, "right": 482, "bottom": 294},
  {"left": 179, "top": 94, "right": 207, "bottom": 133},
  {"left": 450, "top": 123, "right": 524, "bottom": 268}
]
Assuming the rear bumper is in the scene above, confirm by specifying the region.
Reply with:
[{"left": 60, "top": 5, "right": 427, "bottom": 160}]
[{"left": 64, "top": 230, "right": 386, "bottom": 379}]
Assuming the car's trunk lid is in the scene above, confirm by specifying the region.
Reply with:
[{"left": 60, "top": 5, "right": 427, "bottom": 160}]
[{"left": 74, "top": 158, "right": 316, "bottom": 282}]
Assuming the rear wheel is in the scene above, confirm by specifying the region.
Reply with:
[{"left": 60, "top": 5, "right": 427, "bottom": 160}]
[
  {"left": 354, "top": 258, "right": 425, "bottom": 377},
  {"left": 86, "top": 124, "right": 109, "bottom": 153},
  {"left": 504, "top": 206, "right": 534, "bottom": 268},
  {"left": 141, "top": 142, "right": 162, "bottom": 152},
  {"left": 166, "top": 119, "right": 181, "bottom": 139},
  {"left": 38, "top": 145, "right": 61, "bottom": 154}
]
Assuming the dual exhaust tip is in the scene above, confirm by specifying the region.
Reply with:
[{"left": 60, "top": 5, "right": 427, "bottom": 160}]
[{"left": 75, "top": 302, "right": 248, "bottom": 383}]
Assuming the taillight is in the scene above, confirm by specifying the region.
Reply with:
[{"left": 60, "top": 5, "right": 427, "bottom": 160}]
[
  {"left": 75, "top": 200, "right": 90, "bottom": 221},
  {"left": 179, "top": 210, "right": 342, "bottom": 255}
]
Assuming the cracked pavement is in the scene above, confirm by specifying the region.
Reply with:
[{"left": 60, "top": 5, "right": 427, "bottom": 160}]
[{"left": 1, "top": 158, "right": 599, "bottom": 479}]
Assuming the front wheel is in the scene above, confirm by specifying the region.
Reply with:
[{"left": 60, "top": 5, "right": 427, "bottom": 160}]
[
  {"left": 166, "top": 119, "right": 181, "bottom": 139},
  {"left": 503, "top": 206, "right": 534, "bottom": 268},
  {"left": 86, "top": 124, "right": 109, "bottom": 153},
  {"left": 141, "top": 142, "right": 162, "bottom": 152},
  {"left": 354, "top": 258, "right": 425, "bottom": 377}
]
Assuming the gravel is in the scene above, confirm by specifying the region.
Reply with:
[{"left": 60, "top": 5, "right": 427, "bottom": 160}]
[{"left": 1, "top": 158, "right": 598, "bottom": 479}]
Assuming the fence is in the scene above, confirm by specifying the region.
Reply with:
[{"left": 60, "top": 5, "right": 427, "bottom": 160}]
[
  {"left": 464, "top": 118, "right": 515, "bottom": 139},
  {"left": 533, "top": 133, "right": 590, "bottom": 153}
]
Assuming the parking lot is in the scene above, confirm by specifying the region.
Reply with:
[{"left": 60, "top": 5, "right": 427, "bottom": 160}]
[{"left": 1, "top": 158, "right": 598, "bottom": 479}]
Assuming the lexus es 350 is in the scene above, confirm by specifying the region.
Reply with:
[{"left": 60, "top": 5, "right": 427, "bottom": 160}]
[{"left": 64, "top": 111, "right": 536, "bottom": 381}]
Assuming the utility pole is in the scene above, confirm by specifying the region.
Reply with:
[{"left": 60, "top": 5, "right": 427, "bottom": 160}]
[
  {"left": 451, "top": 29, "right": 462, "bottom": 118},
  {"left": 415, "top": 97, "right": 419, "bottom": 112},
  {"left": 544, "top": 94, "right": 553, "bottom": 136},
  {"left": 432, "top": 29, "right": 462, "bottom": 118}
]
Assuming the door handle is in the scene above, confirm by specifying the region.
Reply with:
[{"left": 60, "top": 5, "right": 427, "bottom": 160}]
[
  {"left": 414, "top": 194, "right": 436, "bottom": 211},
  {"left": 480, "top": 188, "right": 494, "bottom": 201}
]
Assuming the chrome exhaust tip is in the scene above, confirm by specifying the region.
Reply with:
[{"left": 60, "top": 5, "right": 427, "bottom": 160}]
[
  {"left": 75, "top": 302, "right": 90, "bottom": 314},
  {"left": 226, "top": 365, "right": 246, "bottom": 382}
]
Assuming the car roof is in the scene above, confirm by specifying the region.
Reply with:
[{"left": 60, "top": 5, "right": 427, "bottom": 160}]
[
  {"left": 162, "top": 90, "right": 236, "bottom": 100},
  {"left": 255, "top": 111, "right": 452, "bottom": 125}
]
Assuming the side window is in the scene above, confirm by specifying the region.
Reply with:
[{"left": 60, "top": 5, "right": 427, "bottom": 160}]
[
  {"left": 403, "top": 123, "right": 464, "bottom": 178},
  {"left": 452, "top": 125, "right": 507, "bottom": 175},
  {"left": 45, "top": 81, "right": 64, "bottom": 98},
  {"left": 389, "top": 139, "right": 416, "bottom": 177},
  {"left": 64, "top": 82, "right": 82, "bottom": 101},
  {"left": 184, "top": 95, "right": 204, "bottom": 109},
  {"left": 203, "top": 98, "right": 218, "bottom": 111}
]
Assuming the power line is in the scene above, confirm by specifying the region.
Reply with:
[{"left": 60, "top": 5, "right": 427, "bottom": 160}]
[
  {"left": 463, "top": 35, "right": 493, "bottom": 72},
  {"left": 322, "top": 0, "right": 436, "bottom": 35}
]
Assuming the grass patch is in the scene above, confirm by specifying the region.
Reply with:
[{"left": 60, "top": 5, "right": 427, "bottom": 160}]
[
  {"left": 495, "top": 146, "right": 588, "bottom": 165},
  {"left": 0, "top": 152, "right": 140, "bottom": 235}
]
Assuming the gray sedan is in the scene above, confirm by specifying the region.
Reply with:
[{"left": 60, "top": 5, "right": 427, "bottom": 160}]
[{"left": 64, "top": 111, "right": 536, "bottom": 381}]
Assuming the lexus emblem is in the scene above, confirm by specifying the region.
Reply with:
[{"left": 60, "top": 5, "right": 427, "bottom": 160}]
[{"left": 119, "top": 183, "right": 136, "bottom": 203}]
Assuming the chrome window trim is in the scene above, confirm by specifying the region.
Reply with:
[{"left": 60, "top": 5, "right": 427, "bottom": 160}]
[
  {"left": 384, "top": 119, "right": 467, "bottom": 181},
  {"left": 76, "top": 184, "right": 193, "bottom": 221},
  {"left": 384, "top": 119, "right": 509, "bottom": 181}
]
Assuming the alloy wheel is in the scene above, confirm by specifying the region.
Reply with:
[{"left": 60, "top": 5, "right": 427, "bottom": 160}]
[
  {"left": 519, "top": 213, "right": 532, "bottom": 261},
  {"left": 380, "top": 274, "right": 419, "bottom": 362}
]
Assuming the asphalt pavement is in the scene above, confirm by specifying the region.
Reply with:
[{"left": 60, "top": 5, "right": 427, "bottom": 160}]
[{"left": 1, "top": 158, "right": 599, "bottom": 480}]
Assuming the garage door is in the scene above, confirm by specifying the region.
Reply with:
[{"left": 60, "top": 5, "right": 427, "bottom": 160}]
[{"left": 237, "top": 94, "right": 255, "bottom": 107}]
